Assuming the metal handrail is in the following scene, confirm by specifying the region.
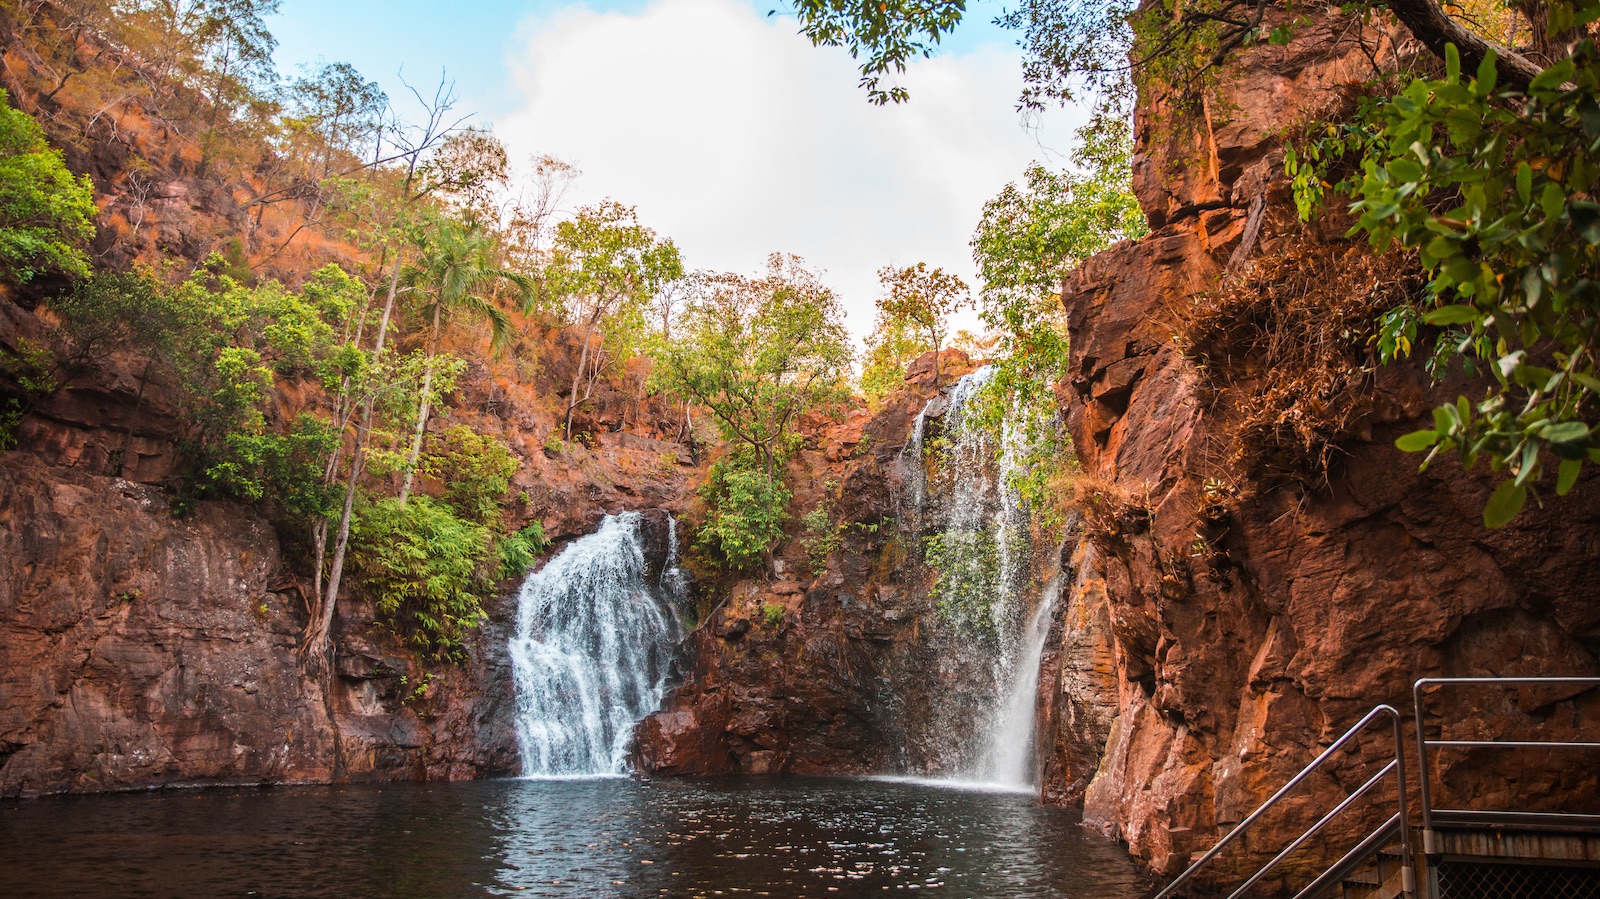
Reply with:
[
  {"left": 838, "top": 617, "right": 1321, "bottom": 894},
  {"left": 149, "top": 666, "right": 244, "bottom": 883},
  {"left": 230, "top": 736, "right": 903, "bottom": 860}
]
[
  {"left": 1412, "top": 676, "right": 1600, "bottom": 855},
  {"left": 1291, "top": 813, "right": 1404, "bottom": 899},
  {"left": 1153, "top": 703, "right": 1414, "bottom": 899}
]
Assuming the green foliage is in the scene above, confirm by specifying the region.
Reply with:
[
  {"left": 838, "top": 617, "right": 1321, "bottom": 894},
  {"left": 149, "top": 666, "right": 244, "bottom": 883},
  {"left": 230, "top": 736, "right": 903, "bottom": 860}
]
[
  {"left": 761, "top": 601, "right": 786, "bottom": 627},
  {"left": 423, "top": 424, "right": 520, "bottom": 525},
  {"left": 402, "top": 214, "right": 527, "bottom": 352},
  {"left": 800, "top": 504, "right": 844, "bottom": 576},
  {"left": 791, "top": 0, "right": 967, "bottom": 104},
  {"left": 0, "top": 337, "right": 58, "bottom": 451},
  {"left": 655, "top": 257, "right": 852, "bottom": 572},
  {"left": 1293, "top": 25, "right": 1600, "bottom": 525},
  {"left": 964, "top": 117, "right": 1140, "bottom": 525},
  {"left": 860, "top": 310, "right": 929, "bottom": 403},
  {"left": 922, "top": 529, "right": 1002, "bottom": 637},
  {"left": 498, "top": 522, "right": 551, "bottom": 577},
  {"left": 695, "top": 457, "right": 791, "bottom": 572},
  {"left": 0, "top": 89, "right": 96, "bottom": 283},
  {"left": 350, "top": 495, "right": 494, "bottom": 660},
  {"left": 544, "top": 200, "right": 684, "bottom": 347},
  {"left": 214, "top": 413, "right": 340, "bottom": 515},
  {"left": 874, "top": 262, "right": 971, "bottom": 386},
  {"left": 653, "top": 256, "right": 853, "bottom": 475}
]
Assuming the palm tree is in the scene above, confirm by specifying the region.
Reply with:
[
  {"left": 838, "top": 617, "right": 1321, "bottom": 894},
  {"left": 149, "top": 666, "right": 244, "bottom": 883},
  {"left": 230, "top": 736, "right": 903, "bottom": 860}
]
[{"left": 397, "top": 216, "right": 531, "bottom": 503}]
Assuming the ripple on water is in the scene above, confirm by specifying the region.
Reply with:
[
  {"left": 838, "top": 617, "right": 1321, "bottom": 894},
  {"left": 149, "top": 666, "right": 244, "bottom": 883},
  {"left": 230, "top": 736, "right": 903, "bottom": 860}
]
[{"left": 0, "top": 776, "right": 1150, "bottom": 898}]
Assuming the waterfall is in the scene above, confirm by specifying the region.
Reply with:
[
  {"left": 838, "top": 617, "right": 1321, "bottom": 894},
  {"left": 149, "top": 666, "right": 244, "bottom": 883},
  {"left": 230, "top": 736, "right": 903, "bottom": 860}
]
[
  {"left": 905, "top": 366, "right": 1059, "bottom": 787},
  {"left": 508, "top": 512, "right": 682, "bottom": 777},
  {"left": 977, "top": 576, "right": 1060, "bottom": 787}
]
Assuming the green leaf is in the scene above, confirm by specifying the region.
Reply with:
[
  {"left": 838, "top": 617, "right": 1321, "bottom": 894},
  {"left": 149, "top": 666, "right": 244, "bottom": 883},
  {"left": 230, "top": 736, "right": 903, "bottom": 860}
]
[
  {"left": 1542, "top": 421, "right": 1590, "bottom": 443},
  {"left": 1424, "top": 304, "right": 1481, "bottom": 325},
  {"left": 1475, "top": 50, "right": 1499, "bottom": 95},
  {"left": 1445, "top": 42, "right": 1461, "bottom": 83},
  {"left": 1396, "top": 429, "right": 1440, "bottom": 452},
  {"left": 1389, "top": 158, "right": 1423, "bottom": 183},
  {"left": 1557, "top": 458, "right": 1582, "bottom": 495},
  {"left": 1540, "top": 182, "right": 1566, "bottom": 223},
  {"left": 1529, "top": 59, "right": 1575, "bottom": 94},
  {"left": 1483, "top": 480, "right": 1527, "bottom": 528},
  {"left": 1572, "top": 372, "right": 1600, "bottom": 393},
  {"left": 1516, "top": 162, "right": 1533, "bottom": 203}
]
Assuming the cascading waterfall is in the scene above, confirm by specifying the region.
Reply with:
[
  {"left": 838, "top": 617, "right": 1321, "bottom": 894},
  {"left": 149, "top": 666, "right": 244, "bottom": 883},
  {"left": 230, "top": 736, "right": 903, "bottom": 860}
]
[
  {"left": 508, "top": 512, "right": 683, "bottom": 777},
  {"left": 904, "top": 366, "right": 1060, "bottom": 788},
  {"left": 977, "top": 575, "right": 1060, "bottom": 786}
]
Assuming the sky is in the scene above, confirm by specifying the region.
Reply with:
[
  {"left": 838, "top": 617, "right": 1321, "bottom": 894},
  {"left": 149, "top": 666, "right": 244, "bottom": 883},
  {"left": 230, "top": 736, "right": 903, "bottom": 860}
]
[{"left": 271, "top": 0, "right": 1084, "bottom": 339}]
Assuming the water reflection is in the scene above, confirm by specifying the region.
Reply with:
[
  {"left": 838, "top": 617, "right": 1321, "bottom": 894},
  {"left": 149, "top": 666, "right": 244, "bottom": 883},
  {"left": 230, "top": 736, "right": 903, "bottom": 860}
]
[{"left": 0, "top": 776, "right": 1149, "bottom": 898}]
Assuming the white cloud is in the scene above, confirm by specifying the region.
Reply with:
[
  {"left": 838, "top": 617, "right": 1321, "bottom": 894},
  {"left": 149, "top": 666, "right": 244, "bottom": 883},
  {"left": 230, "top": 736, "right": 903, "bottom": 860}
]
[{"left": 497, "top": 0, "right": 1084, "bottom": 340}]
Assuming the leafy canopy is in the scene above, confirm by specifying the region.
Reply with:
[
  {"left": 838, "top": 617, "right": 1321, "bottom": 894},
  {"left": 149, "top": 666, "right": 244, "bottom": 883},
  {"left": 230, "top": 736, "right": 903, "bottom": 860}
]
[
  {"left": 654, "top": 256, "right": 853, "bottom": 570},
  {"left": 966, "top": 117, "right": 1145, "bottom": 518},
  {"left": 0, "top": 90, "right": 96, "bottom": 283},
  {"left": 875, "top": 262, "right": 971, "bottom": 386},
  {"left": 654, "top": 256, "right": 853, "bottom": 474},
  {"left": 1291, "top": 8, "right": 1600, "bottom": 526}
]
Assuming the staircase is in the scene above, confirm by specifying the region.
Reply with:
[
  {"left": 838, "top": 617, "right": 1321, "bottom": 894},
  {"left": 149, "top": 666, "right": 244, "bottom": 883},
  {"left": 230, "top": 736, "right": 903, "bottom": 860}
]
[{"left": 1150, "top": 677, "right": 1600, "bottom": 899}]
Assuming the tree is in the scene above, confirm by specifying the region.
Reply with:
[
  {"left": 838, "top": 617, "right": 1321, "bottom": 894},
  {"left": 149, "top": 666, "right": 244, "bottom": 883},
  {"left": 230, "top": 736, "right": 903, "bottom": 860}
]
[
  {"left": 791, "top": 0, "right": 1555, "bottom": 110},
  {"left": 282, "top": 61, "right": 387, "bottom": 178},
  {"left": 652, "top": 256, "right": 852, "bottom": 569},
  {"left": 0, "top": 89, "right": 96, "bottom": 283},
  {"left": 875, "top": 262, "right": 971, "bottom": 387},
  {"left": 304, "top": 74, "right": 471, "bottom": 671},
  {"left": 971, "top": 116, "right": 1145, "bottom": 395},
  {"left": 422, "top": 127, "right": 510, "bottom": 219},
  {"left": 860, "top": 306, "right": 931, "bottom": 403},
  {"left": 544, "top": 201, "right": 683, "bottom": 439},
  {"left": 395, "top": 214, "right": 527, "bottom": 503},
  {"left": 1291, "top": 22, "right": 1600, "bottom": 526},
  {"left": 654, "top": 257, "right": 854, "bottom": 476}
]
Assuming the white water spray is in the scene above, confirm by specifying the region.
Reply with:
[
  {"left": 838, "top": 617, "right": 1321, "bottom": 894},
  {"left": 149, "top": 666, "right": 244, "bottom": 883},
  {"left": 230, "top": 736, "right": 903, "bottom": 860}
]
[
  {"left": 978, "top": 576, "right": 1060, "bottom": 787},
  {"left": 905, "top": 366, "right": 1062, "bottom": 789},
  {"left": 508, "top": 512, "right": 682, "bottom": 777}
]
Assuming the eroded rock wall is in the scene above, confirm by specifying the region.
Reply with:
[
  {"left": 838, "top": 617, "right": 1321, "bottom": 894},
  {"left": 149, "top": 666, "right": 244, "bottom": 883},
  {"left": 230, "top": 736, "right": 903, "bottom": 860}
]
[
  {"left": 0, "top": 294, "right": 700, "bottom": 796},
  {"left": 1041, "top": 13, "right": 1600, "bottom": 878}
]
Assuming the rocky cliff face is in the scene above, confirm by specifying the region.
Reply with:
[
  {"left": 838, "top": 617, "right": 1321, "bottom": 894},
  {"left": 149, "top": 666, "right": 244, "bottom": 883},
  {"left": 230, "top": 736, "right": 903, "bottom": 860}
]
[
  {"left": 637, "top": 12, "right": 1600, "bottom": 888},
  {"left": 1042, "top": 12, "right": 1600, "bottom": 878},
  {"left": 0, "top": 292, "right": 699, "bottom": 797}
]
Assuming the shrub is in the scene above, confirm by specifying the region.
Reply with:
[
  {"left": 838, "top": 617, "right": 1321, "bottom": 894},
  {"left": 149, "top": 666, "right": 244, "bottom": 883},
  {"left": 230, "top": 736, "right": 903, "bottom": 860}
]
[
  {"left": 350, "top": 496, "right": 494, "bottom": 660},
  {"left": 0, "top": 89, "right": 95, "bottom": 283},
  {"left": 696, "top": 458, "right": 790, "bottom": 572},
  {"left": 424, "top": 424, "right": 519, "bottom": 525},
  {"left": 800, "top": 504, "right": 842, "bottom": 576},
  {"left": 498, "top": 521, "right": 551, "bottom": 577}
]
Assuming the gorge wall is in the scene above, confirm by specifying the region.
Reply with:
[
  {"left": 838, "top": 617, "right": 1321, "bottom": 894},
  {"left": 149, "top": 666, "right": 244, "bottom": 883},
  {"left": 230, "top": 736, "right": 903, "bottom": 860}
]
[
  {"left": 1045, "top": 12, "right": 1600, "bottom": 877},
  {"left": 0, "top": 290, "right": 699, "bottom": 797}
]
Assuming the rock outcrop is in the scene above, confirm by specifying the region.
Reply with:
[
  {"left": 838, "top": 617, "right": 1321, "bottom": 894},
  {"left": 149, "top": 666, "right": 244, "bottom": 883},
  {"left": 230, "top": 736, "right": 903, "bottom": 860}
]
[
  {"left": 1041, "top": 11, "right": 1600, "bottom": 879},
  {"left": 0, "top": 291, "right": 700, "bottom": 796}
]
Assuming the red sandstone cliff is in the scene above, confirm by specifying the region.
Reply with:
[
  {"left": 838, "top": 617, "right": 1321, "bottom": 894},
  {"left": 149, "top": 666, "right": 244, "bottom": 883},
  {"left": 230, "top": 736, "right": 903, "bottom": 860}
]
[
  {"left": 0, "top": 294, "right": 700, "bottom": 796},
  {"left": 1042, "top": 12, "right": 1600, "bottom": 879}
]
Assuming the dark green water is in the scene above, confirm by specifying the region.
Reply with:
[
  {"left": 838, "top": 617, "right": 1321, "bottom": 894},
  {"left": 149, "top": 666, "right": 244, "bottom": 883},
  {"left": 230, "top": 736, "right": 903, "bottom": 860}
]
[{"left": 0, "top": 776, "right": 1150, "bottom": 898}]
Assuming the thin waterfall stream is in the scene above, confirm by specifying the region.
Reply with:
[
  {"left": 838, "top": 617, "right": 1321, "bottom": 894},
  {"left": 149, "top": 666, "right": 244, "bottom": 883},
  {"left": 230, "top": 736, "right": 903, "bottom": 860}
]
[
  {"left": 900, "top": 365, "right": 1066, "bottom": 790},
  {"left": 507, "top": 511, "right": 684, "bottom": 777}
]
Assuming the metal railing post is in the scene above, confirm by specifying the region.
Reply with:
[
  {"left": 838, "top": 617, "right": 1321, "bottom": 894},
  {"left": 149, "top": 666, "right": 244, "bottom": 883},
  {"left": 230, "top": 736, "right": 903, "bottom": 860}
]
[
  {"left": 1390, "top": 709, "right": 1418, "bottom": 898},
  {"left": 1412, "top": 679, "right": 1438, "bottom": 859}
]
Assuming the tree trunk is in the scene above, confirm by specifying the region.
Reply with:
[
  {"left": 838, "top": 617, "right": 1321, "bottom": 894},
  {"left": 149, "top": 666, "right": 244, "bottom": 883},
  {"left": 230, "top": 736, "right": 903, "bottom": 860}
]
[
  {"left": 1386, "top": 0, "right": 1546, "bottom": 90},
  {"left": 565, "top": 327, "right": 593, "bottom": 441},
  {"left": 399, "top": 304, "right": 444, "bottom": 504},
  {"left": 302, "top": 252, "right": 404, "bottom": 670}
]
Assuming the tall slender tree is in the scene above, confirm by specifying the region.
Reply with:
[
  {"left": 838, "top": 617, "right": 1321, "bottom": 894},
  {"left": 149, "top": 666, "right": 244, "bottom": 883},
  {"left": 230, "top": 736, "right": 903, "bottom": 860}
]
[
  {"left": 542, "top": 201, "right": 682, "bottom": 439},
  {"left": 396, "top": 215, "right": 527, "bottom": 503}
]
